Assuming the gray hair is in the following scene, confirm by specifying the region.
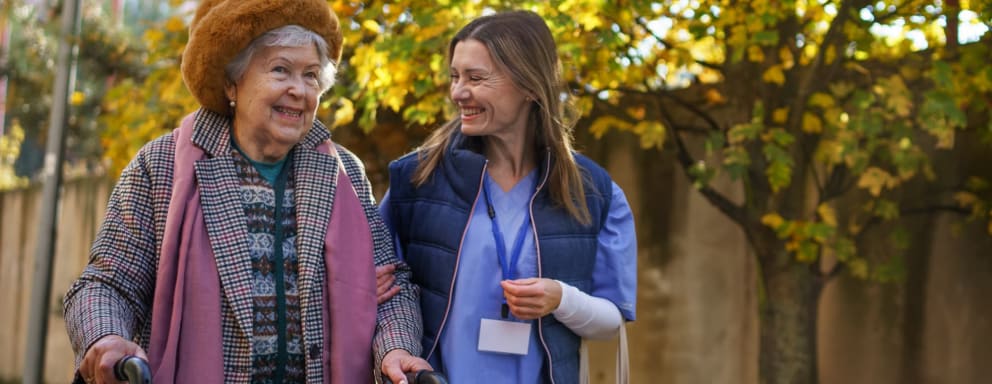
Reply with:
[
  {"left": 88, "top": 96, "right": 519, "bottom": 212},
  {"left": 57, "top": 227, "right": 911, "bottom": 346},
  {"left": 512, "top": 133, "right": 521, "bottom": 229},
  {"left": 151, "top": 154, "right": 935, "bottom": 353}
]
[{"left": 225, "top": 25, "right": 338, "bottom": 94}]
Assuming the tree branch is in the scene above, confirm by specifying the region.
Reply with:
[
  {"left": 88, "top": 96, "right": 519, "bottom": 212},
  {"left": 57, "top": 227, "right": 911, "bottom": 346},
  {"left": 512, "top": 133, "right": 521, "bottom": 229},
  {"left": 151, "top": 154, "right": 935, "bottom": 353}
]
[
  {"left": 633, "top": 17, "right": 721, "bottom": 71},
  {"left": 855, "top": 204, "right": 970, "bottom": 244},
  {"left": 634, "top": 16, "right": 675, "bottom": 49},
  {"left": 827, "top": 203, "right": 967, "bottom": 281},
  {"left": 826, "top": 261, "right": 845, "bottom": 280},
  {"left": 655, "top": 97, "right": 747, "bottom": 225},
  {"left": 575, "top": 85, "right": 725, "bottom": 134}
]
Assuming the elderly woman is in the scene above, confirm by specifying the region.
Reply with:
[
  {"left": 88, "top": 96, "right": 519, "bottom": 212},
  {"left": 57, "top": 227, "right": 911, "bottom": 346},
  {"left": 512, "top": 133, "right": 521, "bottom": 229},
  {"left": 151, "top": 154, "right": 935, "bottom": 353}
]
[
  {"left": 63, "top": 1, "right": 429, "bottom": 383},
  {"left": 380, "top": 10, "right": 637, "bottom": 383}
]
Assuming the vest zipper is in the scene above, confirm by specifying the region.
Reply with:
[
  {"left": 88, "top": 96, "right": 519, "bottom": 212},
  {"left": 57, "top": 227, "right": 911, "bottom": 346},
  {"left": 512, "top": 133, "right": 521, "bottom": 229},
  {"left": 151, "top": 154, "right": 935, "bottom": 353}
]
[
  {"left": 532, "top": 151, "right": 556, "bottom": 384},
  {"left": 425, "top": 161, "right": 489, "bottom": 362}
]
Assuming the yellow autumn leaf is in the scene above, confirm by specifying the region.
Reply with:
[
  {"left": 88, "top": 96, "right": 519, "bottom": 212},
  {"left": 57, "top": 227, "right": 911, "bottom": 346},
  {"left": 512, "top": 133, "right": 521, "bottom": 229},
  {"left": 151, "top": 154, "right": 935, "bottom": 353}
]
[
  {"left": 634, "top": 121, "right": 666, "bottom": 149},
  {"left": 953, "top": 191, "right": 979, "bottom": 207},
  {"left": 576, "top": 12, "right": 604, "bottom": 31},
  {"left": 848, "top": 258, "right": 869, "bottom": 279},
  {"left": 332, "top": 98, "right": 355, "bottom": 128},
  {"left": 817, "top": 203, "right": 837, "bottom": 227},
  {"left": 589, "top": 116, "right": 633, "bottom": 139},
  {"left": 876, "top": 75, "right": 913, "bottom": 117},
  {"left": 779, "top": 46, "right": 795, "bottom": 69},
  {"left": 748, "top": 45, "right": 765, "bottom": 63},
  {"left": 626, "top": 106, "right": 646, "bottom": 120},
  {"left": 164, "top": 17, "right": 185, "bottom": 33},
  {"left": 785, "top": 239, "right": 800, "bottom": 251},
  {"left": 808, "top": 92, "right": 835, "bottom": 109},
  {"left": 574, "top": 97, "right": 593, "bottom": 116},
  {"left": 933, "top": 129, "right": 955, "bottom": 149},
  {"left": 727, "top": 25, "right": 748, "bottom": 49},
  {"left": 144, "top": 28, "right": 164, "bottom": 47},
  {"left": 416, "top": 24, "right": 448, "bottom": 42},
  {"left": 824, "top": 45, "right": 836, "bottom": 65},
  {"left": 772, "top": 108, "right": 788, "bottom": 124},
  {"left": 857, "top": 167, "right": 895, "bottom": 196},
  {"left": 802, "top": 113, "right": 822, "bottom": 133},
  {"left": 762, "top": 65, "right": 785, "bottom": 85},
  {"left": 697, "top": 68, "right": 722, "bottom": 84},
  {"left": 332, "top": 1, "right": 361, "bottom": 17},
  {"left": 362, "top": 19, "right": 381, "bottom": 34},
  {"left": 70, "top": 91, "right": 85, "bottom": 106},
  {"left": 761, "top": 213, "right": 785, "bottom": 229},
  {"left": 800, "top": 43, "right": 817, "bottom": 66},
  {"left": 383, "top": 88, "right": 407, "bottom": 112},
  {"left": 704, "top": 88, "right": 726, "bottom": 105},
  {"left": 848, "top": 218, "right": 863, "bottom": 235}
]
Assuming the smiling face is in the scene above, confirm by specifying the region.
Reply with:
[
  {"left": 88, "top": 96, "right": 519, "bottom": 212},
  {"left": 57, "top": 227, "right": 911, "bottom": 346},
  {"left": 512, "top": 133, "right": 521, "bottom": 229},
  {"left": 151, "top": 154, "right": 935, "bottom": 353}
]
[
  {"left": 449, "top": 39, "right": 533, "bottom": 142},
  {"left": 225, "top": 43, "right": 323, "bottom": 162}
]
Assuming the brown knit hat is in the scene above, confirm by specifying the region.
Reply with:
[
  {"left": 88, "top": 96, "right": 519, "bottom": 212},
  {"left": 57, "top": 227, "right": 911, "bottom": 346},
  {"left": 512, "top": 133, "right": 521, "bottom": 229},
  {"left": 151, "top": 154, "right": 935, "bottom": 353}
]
[{"left": 181, "top": 0, "right": 343, "bottom": 115}]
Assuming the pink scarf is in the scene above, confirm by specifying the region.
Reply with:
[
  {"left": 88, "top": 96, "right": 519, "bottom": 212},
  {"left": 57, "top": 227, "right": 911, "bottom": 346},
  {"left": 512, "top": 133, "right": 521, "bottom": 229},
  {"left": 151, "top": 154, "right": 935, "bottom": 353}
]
[{"left": 148, "top": 114, "right": 376, "bottom": 383}]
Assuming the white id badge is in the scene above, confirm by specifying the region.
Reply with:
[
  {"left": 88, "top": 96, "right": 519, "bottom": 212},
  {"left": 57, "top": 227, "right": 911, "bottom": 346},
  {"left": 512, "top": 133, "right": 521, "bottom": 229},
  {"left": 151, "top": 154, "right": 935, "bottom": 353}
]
[{"left": 478, "top": 318, "right": 531, "bottom": 355}]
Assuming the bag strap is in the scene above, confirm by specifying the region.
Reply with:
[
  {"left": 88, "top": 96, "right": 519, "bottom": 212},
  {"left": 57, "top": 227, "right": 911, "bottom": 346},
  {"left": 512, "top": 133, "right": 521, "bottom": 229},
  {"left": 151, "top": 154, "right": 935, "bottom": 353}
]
[
  {"left": 580, "top": 340, "right": 590, "bottom": 384},
  {"left": 579, "top": 323, "right": 630, "bottom": 384},
  {"left": 617, "top": 323, "right": 629, "bottom": 384}
]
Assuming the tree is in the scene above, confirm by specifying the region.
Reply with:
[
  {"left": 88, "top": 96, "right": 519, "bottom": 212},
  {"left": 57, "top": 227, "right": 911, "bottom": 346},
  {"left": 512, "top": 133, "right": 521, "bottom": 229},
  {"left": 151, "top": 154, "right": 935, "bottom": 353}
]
[
  {"left": 97, "top": 1, "right": 992, "bottom": 383},
  {"left": 0, "top": 0, "right": 149, "bottom": 183}
]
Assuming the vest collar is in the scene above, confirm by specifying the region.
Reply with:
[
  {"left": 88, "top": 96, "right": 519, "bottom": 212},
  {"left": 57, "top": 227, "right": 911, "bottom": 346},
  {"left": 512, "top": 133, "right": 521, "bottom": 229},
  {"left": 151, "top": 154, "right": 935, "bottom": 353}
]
[{"left": 443, "top": 130, "right": 553, "bottom": 201}]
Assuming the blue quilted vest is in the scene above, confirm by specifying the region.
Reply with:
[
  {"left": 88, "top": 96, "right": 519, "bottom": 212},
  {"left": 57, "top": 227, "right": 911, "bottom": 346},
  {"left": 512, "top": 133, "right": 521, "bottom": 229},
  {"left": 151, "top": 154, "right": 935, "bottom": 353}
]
[{"left": 386, "top": 134, "right": 613, "bottom": 383}]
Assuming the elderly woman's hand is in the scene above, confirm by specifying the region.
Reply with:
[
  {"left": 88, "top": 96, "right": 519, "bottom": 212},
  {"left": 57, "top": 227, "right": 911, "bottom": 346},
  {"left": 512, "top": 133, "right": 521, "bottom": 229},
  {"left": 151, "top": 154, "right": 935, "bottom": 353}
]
[
  {"left": 376, "top": 264, "right": 401, "bottom": 304},
  {"left": 381, "top": 349, "right": 433, "bottom": 384},
  {"left": 78, "top": 334, "right": 147, "bottom": 384},
  {"left": 500, "top": 278, "right": 563, "bottom": 320}
]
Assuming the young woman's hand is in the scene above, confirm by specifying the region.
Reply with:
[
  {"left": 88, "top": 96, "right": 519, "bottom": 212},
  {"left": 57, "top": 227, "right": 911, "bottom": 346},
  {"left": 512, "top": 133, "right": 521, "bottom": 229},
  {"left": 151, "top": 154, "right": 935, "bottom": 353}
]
[
  {"left": 500, "top": 278, "right": 563, "bottom": 320},
  {"left": 376, "top": 264, "right": 401, "bottom": 304}
]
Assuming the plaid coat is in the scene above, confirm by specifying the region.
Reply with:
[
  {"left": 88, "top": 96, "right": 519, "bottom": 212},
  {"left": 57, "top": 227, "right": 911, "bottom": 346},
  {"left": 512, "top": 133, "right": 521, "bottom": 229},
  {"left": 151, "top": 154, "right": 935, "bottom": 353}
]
[{"left": 64, "top": 109, "right": 422, "bottom": 383}]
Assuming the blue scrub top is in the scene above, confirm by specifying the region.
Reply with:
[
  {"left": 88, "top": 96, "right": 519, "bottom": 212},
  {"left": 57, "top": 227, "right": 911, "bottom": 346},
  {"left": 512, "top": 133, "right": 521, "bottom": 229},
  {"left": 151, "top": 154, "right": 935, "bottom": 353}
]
[{"left": 381, "top": 171, "right": 637, "bottom": 383}]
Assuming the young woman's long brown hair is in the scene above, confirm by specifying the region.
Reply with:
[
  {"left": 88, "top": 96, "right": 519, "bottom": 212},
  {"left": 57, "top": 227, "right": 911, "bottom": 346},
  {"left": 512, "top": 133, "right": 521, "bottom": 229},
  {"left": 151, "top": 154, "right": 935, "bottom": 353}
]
[{"left": 412, "top": 10, "right": 591, "bottom": 225}]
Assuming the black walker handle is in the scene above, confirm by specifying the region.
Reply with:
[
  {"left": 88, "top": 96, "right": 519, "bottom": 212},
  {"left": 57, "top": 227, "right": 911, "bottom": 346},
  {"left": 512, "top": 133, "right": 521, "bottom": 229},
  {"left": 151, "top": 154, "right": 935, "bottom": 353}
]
[
  {"left": 113, "top": 355, "right": 152, "bottom": 384},
  {"left": 404, "top": 370, "right": 449, "bottom": 384}
]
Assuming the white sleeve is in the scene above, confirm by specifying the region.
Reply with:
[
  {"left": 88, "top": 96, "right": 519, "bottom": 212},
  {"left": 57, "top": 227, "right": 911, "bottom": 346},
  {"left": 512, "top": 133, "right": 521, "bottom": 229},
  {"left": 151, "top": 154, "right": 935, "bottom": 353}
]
[{"left": 552, "top": 280, "right": 623, "bottom": 340}]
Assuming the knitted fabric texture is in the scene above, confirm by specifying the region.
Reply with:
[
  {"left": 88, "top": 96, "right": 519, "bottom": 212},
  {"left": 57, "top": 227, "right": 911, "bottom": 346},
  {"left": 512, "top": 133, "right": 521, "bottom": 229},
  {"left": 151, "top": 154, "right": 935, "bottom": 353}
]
[{"left": 181, "top": 0, "right": 343, "bottom": 115}]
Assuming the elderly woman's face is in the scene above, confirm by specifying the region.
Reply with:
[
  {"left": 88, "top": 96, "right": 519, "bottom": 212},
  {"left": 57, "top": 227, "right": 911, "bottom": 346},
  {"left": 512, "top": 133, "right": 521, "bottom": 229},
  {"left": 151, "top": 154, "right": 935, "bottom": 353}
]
[{"left": 225, "top": 43, "right": 323, "bottom": 162}]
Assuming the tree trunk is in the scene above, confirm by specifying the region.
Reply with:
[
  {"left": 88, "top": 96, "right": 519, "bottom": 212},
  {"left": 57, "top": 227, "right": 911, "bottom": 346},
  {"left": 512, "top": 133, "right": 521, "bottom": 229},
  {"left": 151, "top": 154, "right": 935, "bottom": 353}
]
[{"left": 760, "top": 257, "right": 823, "bottom": 384}]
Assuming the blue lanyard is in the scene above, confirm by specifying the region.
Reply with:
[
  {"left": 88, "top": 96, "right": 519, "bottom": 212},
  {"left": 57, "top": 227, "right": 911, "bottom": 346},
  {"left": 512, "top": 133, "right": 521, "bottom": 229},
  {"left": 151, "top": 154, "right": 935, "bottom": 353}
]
[{"left": 482, "top": 177, "right": 532, "bottom": 317}]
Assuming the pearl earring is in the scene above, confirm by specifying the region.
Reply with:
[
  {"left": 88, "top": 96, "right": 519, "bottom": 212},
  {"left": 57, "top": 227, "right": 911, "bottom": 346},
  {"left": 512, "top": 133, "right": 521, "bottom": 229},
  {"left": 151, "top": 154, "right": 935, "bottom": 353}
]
[{"left": 229, "top": 100, "right": 236, "bottom": 108}]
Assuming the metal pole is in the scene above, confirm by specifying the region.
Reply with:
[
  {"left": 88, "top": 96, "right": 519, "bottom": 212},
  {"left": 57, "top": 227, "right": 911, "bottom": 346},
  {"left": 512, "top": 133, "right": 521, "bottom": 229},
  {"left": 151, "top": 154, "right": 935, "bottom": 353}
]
[
  {"left": 23, "top": 0, "right": 82, "bottom": 382},
  {"left": 0, "top": 6, "right": 12, "bottom": 136}
]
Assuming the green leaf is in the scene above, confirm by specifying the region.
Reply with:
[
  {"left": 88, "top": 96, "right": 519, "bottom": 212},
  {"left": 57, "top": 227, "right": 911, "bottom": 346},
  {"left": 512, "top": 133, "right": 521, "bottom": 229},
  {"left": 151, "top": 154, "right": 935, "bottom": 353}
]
[
  {"left": 795, "top": 241, "right": 819, "bottom": 263},
  {"left": 705, "top": 131, "right": 726, "bottom": 155},
  {"left": 804, "top": 222, "right": 836, "bottom": 243},
  {"left": 872, "top": 198, "right": 900, "bottom": 221},
  {"left": 763, "top": 144, "right": 793, "bottom": 192},
  {"left": 752, "top": 30, "right": 779, "bottom": 46},
  {"left": 833, "top": 237, "right": 857, "bottom": 262},
  {"left": 765, "top": 128, "right": 795, "bottom": 146},
  {"left": 722, "top": 146, "right": 751, "bottom": 180},
  {"left": 688, "top": 161, "right": 716, "bottom": 189},
  {"left": 871, "top": 254, "right": 907, "bottom": 283},
  {"left": 728, "top": 122, "right": 761, "bottom": 144}
]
